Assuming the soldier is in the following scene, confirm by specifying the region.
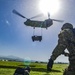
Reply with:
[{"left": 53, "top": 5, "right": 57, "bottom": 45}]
[
  {"left": 47, "top": 23, "right": 75, "bottom": 75},
  {"left": 14, "top": 66, "right": 31, "bottom": 75}
]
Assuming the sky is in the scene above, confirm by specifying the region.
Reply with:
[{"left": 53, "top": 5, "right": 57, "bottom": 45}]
[{"left": 0, "top": 0, "right": 75, "bottom": 63}]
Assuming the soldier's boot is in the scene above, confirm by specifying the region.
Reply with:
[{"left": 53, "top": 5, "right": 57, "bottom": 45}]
[{"left": 47, "top": 58, "right": 53, "bottom": 71}]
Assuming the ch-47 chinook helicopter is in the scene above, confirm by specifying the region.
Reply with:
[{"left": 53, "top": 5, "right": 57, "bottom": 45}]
[
  {"left": 12, "top": 9, "right": 64, "bottom": 42},
  {"left": 12, "top": 9, "right": 64, "bottom": 29}
]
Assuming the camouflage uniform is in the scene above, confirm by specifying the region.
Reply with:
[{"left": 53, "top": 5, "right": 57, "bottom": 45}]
[{"left": 50, "top": 23, "right": 75, "bottom": 75}]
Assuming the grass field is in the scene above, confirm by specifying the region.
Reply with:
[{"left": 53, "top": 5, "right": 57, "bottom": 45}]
[{"left": 0, "top": 61, "right": 68, "bottom": 75}]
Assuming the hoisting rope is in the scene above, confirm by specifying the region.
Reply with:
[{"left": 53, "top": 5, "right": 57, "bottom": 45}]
[
  {"left": 41, "top": 27, "right": 43, "bottom": 36},
  {"left": 33, "top": 22, "right": 43, "bottom": 36},
  {"left": 33, "top": 27, "right": 35, "bottom": 36}
]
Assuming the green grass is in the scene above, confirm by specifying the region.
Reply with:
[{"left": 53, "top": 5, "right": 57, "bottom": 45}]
[{"left": 0, "top": 61, "right": 68, "bottom": 75}]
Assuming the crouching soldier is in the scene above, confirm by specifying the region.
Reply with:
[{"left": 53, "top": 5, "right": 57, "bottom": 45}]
[
  {"left": 14, "top": 66, "right": 31, "bottom": 75},
  {"left": 47, "top": 23, "right": 75, "bottom": 75}
]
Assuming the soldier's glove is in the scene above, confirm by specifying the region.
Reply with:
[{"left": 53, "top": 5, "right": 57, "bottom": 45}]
[{"left": 47, "top": 58, "right": 54, "bottom": 71}]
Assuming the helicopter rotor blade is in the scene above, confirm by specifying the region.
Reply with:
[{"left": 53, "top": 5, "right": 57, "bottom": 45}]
[
  {"left": 52, "top": 19, "right": 64, "bottom": 22},
  {"left": 30, "top": 13, "right": 43, "bottom": 19},
  {"left": 12, "top": 9, "right": 28, "bottom": 19}
]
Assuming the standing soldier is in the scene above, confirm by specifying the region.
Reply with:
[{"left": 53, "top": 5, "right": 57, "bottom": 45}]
[{"left": 47, "top": 23, "right": 75, "bottom": 75}]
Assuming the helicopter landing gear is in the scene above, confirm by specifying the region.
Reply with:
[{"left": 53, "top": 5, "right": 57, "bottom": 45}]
[
  {"left": 46, "top": 27, "right": 48, "bottom": 29},
  {"left": 33, "top": 26, "right": 35, "bottom": 29},
  {"left": 32, "top": 28, "right": 42, "bottom": 42}
]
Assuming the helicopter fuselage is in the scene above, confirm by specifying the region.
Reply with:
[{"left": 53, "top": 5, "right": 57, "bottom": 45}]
[{"left": 24, "top": 19, "right": 53, "bottom": 28}]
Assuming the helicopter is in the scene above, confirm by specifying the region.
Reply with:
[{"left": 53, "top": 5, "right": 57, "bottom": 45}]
[{"left": 12, "top": 9, "right": 64, "bottom": 29}]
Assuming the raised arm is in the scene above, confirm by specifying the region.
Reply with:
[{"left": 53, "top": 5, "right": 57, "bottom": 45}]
[{"left": 47, "top": 29, "right": 71, "bottom": 71}]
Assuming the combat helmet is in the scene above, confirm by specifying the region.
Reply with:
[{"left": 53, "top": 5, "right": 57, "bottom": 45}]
[{"left": 61, "top": 23, "right": 73, "bottom": 30}]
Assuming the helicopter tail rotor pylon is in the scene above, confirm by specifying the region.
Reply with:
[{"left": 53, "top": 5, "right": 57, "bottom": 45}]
[{"left": 48, "top": 12, "right": 50, "bottom": 19}]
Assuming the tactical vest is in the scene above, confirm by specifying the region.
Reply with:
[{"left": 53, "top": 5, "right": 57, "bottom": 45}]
[{"left": 67, "top": 28, "right": 75, "bottom": 45}]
